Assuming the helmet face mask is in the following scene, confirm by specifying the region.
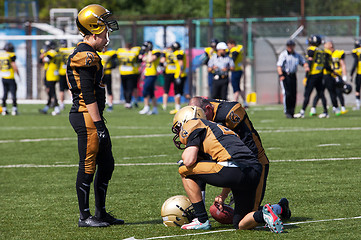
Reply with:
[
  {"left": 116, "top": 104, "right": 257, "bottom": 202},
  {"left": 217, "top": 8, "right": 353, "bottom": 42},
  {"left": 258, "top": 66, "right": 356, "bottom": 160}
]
[
  {"left": 76, "top": 4, "right": 119, "bottom": 36},
  {"left": 172, "top": 106, "right": 206, "bottom": 149}
]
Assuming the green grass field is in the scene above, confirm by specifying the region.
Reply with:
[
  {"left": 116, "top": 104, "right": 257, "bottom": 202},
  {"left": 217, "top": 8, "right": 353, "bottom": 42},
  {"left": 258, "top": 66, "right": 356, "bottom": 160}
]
[{"left": 1, "top": 103, "right": 361, "bottom": 240}]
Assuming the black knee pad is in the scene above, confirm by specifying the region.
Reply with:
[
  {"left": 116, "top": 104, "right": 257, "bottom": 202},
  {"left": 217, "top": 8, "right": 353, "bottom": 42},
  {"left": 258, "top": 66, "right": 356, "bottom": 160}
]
[{"left": 253, "top": 210, "right": 265, "bottom": 223}]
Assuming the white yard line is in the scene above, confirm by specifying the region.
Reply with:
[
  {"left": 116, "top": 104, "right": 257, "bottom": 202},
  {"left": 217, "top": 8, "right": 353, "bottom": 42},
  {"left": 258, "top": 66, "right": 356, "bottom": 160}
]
[
  {"left": 0, "top": 157, "right": 360, "bottom": 169},
  {"left": 123, "top": 216, "right": 361, "bottom": 240},
  {"left": 1, "top": 126, "right": 361, "bottom": 144}
]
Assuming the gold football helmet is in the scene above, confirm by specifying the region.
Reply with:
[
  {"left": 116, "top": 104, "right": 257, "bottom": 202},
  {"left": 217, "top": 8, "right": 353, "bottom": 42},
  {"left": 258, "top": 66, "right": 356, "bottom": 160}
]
[
  {"left": 76, "top": 4, "right": 119, "bottom": 36},
  {"left": 161, "top": 195, "right": 195, "bottom": 227},
  {"left": 172, "top": 106, "right": 206, "bottom": 149}
]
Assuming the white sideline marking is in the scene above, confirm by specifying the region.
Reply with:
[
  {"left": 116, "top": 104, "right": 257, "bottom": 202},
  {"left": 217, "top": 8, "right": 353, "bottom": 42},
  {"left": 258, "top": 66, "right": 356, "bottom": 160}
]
[
  {"left": 258, "top": 127, "right": 361, "bottom": 133},
  {"left": 0, "top": 134, "right": 173, "bottom": 144},
  {"left": 0, "top": 127, "right": 360, "bottom": 144},
  {"left": 0, "top": 157, "right": 360, "bottom": 169},
  {"left": 124, "top": 216, "right": 361, "bottom": 240},
  {"left": 317, "top": 143, "right": 341, "bottom": 147}
]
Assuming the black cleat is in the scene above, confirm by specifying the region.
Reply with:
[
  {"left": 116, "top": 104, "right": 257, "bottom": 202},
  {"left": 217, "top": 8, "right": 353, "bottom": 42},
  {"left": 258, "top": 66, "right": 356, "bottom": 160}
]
[
  {"left": 96, "top": 212, "right": 125, "bottom": 225},
  {"left": 278, "top": 198, "right": 291, "bottom": 220},
  {"left": 39, "top": 109, "right": 47, "bottom": 114},
  {"left": 78, "top": 216, "right": 110, "bottom": 227}
]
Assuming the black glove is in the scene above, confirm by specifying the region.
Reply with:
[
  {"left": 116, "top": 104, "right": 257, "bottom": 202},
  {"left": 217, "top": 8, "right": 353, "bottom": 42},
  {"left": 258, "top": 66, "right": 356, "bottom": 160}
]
[{"left": 94, "top": 120, "right": 110, "bottom": 149}]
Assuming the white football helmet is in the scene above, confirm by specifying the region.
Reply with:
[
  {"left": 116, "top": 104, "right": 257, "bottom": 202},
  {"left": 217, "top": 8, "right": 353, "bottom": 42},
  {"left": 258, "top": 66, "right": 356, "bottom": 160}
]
[
  {"left": 172, "top": 106, "right": 206, "bottom": 149},
  {"left": 161, "top": 195, "right": 195, "bottom": 227}
]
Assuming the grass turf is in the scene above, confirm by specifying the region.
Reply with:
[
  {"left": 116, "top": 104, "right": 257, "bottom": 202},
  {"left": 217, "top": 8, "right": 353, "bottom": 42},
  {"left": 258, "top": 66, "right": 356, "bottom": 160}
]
[{"left": 0, "top": 104, "right": 361, "bottom": 239}]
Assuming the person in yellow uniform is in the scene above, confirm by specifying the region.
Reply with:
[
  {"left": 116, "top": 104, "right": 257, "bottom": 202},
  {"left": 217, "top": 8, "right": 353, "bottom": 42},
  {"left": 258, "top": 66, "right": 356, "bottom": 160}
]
[
  {"left": 203, "top": 39, "right": 218, "bottom": 96},
  {"left": 227, "top": 40, "right": 248, "bottom": 107},
  {"left": 39, "top": 40, "right": 60, "bottom": 115},
  {"left": 98, "top": 46, "right": 117, "bottom": 112},
  {"left": 0, "top": 42, "right": 20, "bottom": 115},
  {"left": 169, "top": 42, "right": 187, "bottom": 114},
  {"left": 117, "top": 43, "right": 141, "bottom": 109},
  {"left": 350, "top": 39, "right": 361, "bottom": 110},
  {"left": 330, "top": 42, "right": 348, "bottom": 114},
  {"left": 58, "top": 39, "right": 74, "bottom": 111},
  {"left": 138, "top": 41, "right": 160, "bottom": 115},
  {"left": 294, "top": 35, "right": 328, "bottom": 118},
  {"left": 160, "top": 45, "right": 176, "bottom": 111},
  {"left": 309, "top": 39, "right": 339, "bottom": 116}
]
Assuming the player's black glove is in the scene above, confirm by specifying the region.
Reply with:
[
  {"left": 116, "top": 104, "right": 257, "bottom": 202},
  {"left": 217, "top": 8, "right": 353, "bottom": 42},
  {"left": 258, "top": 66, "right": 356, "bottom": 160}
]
[{"left": 94, "top": 120, "right": 110, "bottom": 149}]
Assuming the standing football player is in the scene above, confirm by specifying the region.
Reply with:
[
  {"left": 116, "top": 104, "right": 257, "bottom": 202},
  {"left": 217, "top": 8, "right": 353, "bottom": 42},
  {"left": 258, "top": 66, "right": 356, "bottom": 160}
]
[
  {"left": 117, "top": 43, "right": 141, "bottom": 109},
  {"left": 350, "top": 39, "right": 361, "bottom": 110},
  {"left": 294, "top": 35, "right": 328, "bottom": 118},
  {"left": 98, "top": 46, "right": 118, "bottom": 112},
  {"left": 169, "top": 42, "right": 187, "bottom": 114},
  {"left": 58, "top": 40, "right": 74, "bottom": 112},
  {"left": 0, "top": 42, "right": 20, "bottom": 116},
  {"left": 227, "top": 39, "right": 248, "bottom": 107},
  {"left": 160, "top": 45, "right": 176, "bottom": 111},
  {"left": 138, "top": 41, "right": 161, "bottom": 115},
  {"left": 39, "top": 40, "right": 60, "bottom": 115},
  {"left": 67, "top": 4, "right": 123, "bottom": 227},
  {"left": 329, "top": 41, "right": 348, "bottom": 114}
]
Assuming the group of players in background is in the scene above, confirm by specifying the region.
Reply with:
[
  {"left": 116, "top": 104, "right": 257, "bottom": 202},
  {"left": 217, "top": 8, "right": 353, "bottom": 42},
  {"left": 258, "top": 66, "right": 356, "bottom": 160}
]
[
  {"left": 0, "top": 36, "right": 247, "bottom": 116},
  {"left": 292, "top": 35, "right": 360, "bottom": 118},
  {"left": 3, "top": 34, "right": 361, "bottom": 116},
  {"left": 35, "top": 39, "right": 189, "bottom": 116}
]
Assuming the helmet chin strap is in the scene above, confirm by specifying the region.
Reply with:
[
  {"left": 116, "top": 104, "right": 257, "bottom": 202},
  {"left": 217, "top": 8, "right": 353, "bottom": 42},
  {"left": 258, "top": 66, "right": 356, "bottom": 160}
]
[{"left": 105, "top": 27, "right": 110, "bottom": 47}]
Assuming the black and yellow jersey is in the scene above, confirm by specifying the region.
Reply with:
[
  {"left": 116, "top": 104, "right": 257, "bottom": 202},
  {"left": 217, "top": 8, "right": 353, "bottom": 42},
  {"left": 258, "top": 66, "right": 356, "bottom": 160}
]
[
  {"left": 351, "top": 47, "right": 361, "bottom": 75},
  {"left": 229, "top": 45, "right": 244, "bottom": 71},
  {"left": 323, "top": 48, "right": 333, "bottom": 75},
  {"left": 66, "top": 42, "right": 105, "bottom": 114},
  {"left": 173, "top": 49, "right": 187, "bottom": 78},
  {"left": 98, "top": 49, "right": 117, "bottom": 75},
  {"left": 0, "top": 51, "right": 16, "bottom": 79},
  {"left": 162, "top": 49, "right": 177, "bottom": 75},
  {"left": 144, "top": 50, "right": 161, "bottom": 77},
  {"left": 203, "top": 47, "right": 216, "bottom": 65},
  {"left": 306, "top": 46, "right": 324, "bottom": 76},
  {"left": 331, "top": 49, "right": 345, "bottom": 76},
  {"left": 117, "top": 47, "right": 141, "bottom": 75},
  {"left": 43, "top": 49, "right": 59, "bottom": 81},
  {"left": 178, "top": 118, "right": 259, "bottom": 177},
  {"left": 209, "top": 99, "right": 268, "bottom": 166},
  {"left": 58, "top": 47, "right": 75, "bottom": 76}
]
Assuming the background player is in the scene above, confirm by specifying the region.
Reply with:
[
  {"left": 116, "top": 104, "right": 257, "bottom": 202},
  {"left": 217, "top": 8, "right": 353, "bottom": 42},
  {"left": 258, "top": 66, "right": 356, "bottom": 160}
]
[
  {"left": 350, "top": 39, "right": 361, "bottom": 110},
  {"left": 294, "top": 35, "right": 328, "bottom": 118},
  {"left": 0, "top": 42, "right": 20, "bottom": 116},
  {"left": 203, "top": 39, "right": 218, "bottom": 96},
  {"left": 160, "top": 44, "right": 176, "bottom": 111},
  {"left": 58, "top": 39, "right": 74, "bottom": 111},
  {"left": 39, "top": 40, "right": 60, "bottom": 115},
  {"left": 169, "top": 42, "right": 187, "bottom": 114},
  {"left": 138, "top": 41, "right": 160, "bottom": 115},
  {"left": 117, "top": 43, "right": 141, "bottom": 109},
  {"left": 98, "top": 46, "right": 118, "bottom": 112},
  {"left": 227, "top": 39, "right": 248, "bottom": 107}
]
